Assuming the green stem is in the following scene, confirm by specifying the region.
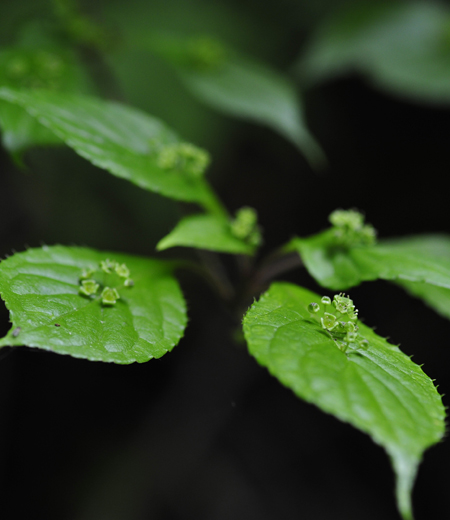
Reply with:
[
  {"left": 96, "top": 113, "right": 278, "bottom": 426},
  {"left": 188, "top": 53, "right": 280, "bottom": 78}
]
[
  {"left": 198, "top": 182, "right": 229, "bottom": 219},
  {"left": 243, "top": 250, "right": 303, "bottom": 300},
  {"left": 176, "top": 256, "right": 235, "bottom": 302}
]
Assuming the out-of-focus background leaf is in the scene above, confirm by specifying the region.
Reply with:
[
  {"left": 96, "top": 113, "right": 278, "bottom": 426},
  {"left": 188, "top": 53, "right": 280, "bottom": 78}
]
[
  {"left": 1, "top": 1, "right": 450, "bottom": 519},
  {"left": 297, "top": 0, "right": 450, "bottom": 105}
]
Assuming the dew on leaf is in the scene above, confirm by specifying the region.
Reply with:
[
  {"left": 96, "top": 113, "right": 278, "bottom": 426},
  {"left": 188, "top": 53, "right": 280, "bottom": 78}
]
[
  {"left": 307, "top": 293, "right": 369, "bottom": 353},
  {"left": 308, "top": 302, "right": 320, "bottom": 313}
]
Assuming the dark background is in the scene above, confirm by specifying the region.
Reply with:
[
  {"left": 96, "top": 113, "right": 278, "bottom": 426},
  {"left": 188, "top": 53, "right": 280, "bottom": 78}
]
[{"left": 1, "top": 0, "right": 450, "bottom": 519}]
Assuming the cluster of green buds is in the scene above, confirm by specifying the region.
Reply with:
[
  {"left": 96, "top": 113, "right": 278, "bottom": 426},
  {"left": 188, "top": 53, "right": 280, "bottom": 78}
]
[
  {"left": 307, "top": 293, "right": 369, "bottom": 353},
  {"left": 229, "top": 206, "right": 262, "bottom": 247},
  {"left": 79, "top": 259, "right": 134, "bottom": 305},
  {"left": 329, "top": 209, "right": 376, "bottom": 248},
  {"left": 156, "top": 142, "right": 211, "bottom": 178},
  {"left": 184, "top": 36, "right": 228, "bottom": 71},
  {"left": 4, "top": 49, "right": 66, "bottom": 91}
]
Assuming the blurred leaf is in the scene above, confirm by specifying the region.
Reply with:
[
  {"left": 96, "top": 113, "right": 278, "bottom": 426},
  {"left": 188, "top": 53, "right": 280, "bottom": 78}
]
[
  {"left": 0, "top": 245, "right": 187, "bottom": 363},
  {"left": 298, "top": 1, "right": 450, "bottom": 104},
  {"left": 152, "top": 35, "right": 326, "bottom": 168},
  {"left": 397, "top": 281, "right": 450, "bottom": 320},
  {"left": 243, "top": 282, "right": 445, "bottom": 520},
  {"left": 289, "top": 232, "right": 450, "bottom": 291},
  {"left": 0, "top": 88, "right": 224, "bottom": 214},
  {"left": 157, "top": 213, "right": 256, "bottom": 255},
  {"left": 0, "top": 46, "right": 90, "bottom": 153}
]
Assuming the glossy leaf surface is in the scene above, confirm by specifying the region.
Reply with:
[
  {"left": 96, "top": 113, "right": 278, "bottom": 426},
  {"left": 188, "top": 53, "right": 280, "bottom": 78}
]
[
  {"left": 157, "top": 214, "right": 256, "bottom": 255},
  {"left": 152, "top": 36, "right": 325, "bottom": 168},
  {"left": 0, "top": 88, "right": 222, "bottom": 214},
  {"left": 298, "top": 1, "right": 450, "bottom": 105},
  {"left": 0, "top": 246, "right": 187, "bottom": 364},
  {"left": 243, "top": 282, "right": 445, "bottom": 520},
  {"left": 290, "top": 232, "right": 450, "bottom": 291}
]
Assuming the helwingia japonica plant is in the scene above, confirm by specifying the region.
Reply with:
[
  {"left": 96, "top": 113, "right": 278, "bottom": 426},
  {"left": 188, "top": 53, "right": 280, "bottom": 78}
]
[{"left": 0, "top": 2, "right": 449, "bottom": 519}]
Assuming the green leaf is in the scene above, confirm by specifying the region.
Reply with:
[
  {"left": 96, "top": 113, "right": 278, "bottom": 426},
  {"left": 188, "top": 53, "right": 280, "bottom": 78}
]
[
  {"left": 0, "top": 46, "right": 90, "bottom": 153},
  {"left": 0, "top": 101, "right": 61, "bottom": 154},
  {"left": 297, "top": 1, "right": 450, "bottom": 105},
  {"left": 156, "top": 213, "right": 256, "bottom": 255},
  {"left": 243, "top": 282, "right": 445, "bottom": 520},
  {"left": 0, "top": 87, "right": 224, "bottom": 215},
  {"left": 397, "top": 280, "right": 450, "bottom": 320},
  {"left": 290, "top": 232, "right": 450, "bottom": 291},
  {"left": 152, "top": 35, "right": 326, "bottom": 168},
  {"left": 0, "top": 245, "right": 187, "bottom": 364}
]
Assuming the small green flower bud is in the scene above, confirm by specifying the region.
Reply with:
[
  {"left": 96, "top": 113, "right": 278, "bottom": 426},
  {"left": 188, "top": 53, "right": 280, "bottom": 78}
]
[
  {"left": 157, "top": 145, "right": 178, "bottom": 170},
  {"left": 230, "top": 207, "right": 261, "bottom": 246},
  {"left": 80, "top": 267, "right": 95, "bottom": 280},
  {"left": 333, "top": 294, "right": 353, "bottom": 314},
  {"left": 247, "top": 229, "right": 262, "bottom": 247},
  {"left": 124, "top": 278, "right": 134, "bottom": 287},
  {"left": 329, "top": 209, "right": 364, "bottom": 231},
  {"left": 346, "top": 331, "right": 358, "bottom": 343},
  {"left": 322, "top": 313, "right": 337, "bottom": 330},
  {"left": 321, "top": 296, "right": 331, "bottom": 305},
  {"left": 101, "top": 287, "right": 120, "bottom": 305},
  {"left": 115, "top": 263, "right": 130, "bottom": 278},
  {"left": 79, "top": 279, "right": 100, "bottom": 296},
  {"left": 336, "top": 341, "right": 348, "bottom": 353},
  {"left": 360, "top": 225, "right": 377, "bottom": 246},
  {"left": 328, "top": 209, "right": 377, "bottom": 248},
  {"left": 345, "top": 321, "right": 356, "bottom": 333},
  {"left": 157, "top": 143, "right": 210, "bottom": 178},
  {"left": 100, "top": 259, "right": 117, "bottom": 273}
]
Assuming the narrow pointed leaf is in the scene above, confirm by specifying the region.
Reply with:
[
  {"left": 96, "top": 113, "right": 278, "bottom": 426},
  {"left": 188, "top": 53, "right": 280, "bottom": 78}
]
[
  {"left": 290, "top": 232, "right": 450, "bottom": 291},
  {"left": 152, "top": 36, "right": 326, "bottom": 168},
  {"left": 0, "top": 246, "right": 187, "bottom": 364},
  {"left": 0, "top": 88, "right": 223, "bottom": 214},
  {"left": 243, "top": 282, "right": 445, "bottom": 520},
  {"left": 157, "top": 213, "right": 256, "bottom": 255}
]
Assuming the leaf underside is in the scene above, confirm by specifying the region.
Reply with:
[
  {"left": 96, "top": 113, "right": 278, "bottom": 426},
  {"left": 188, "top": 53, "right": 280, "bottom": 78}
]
[
  {"left": 0, "top": 246, "right": 187, "bottom": 364},
  {"left": 243, "top": 282, "right": 445, "bottom": 520},
  {"left": 179, "top": 57, "right": 326, "bottom": 168},
  {"left": 151, "top": 35, "right": 326, "bottom": 169},
  {"left": 157, "top": 213, "right": 255, "bottom": 255}
]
